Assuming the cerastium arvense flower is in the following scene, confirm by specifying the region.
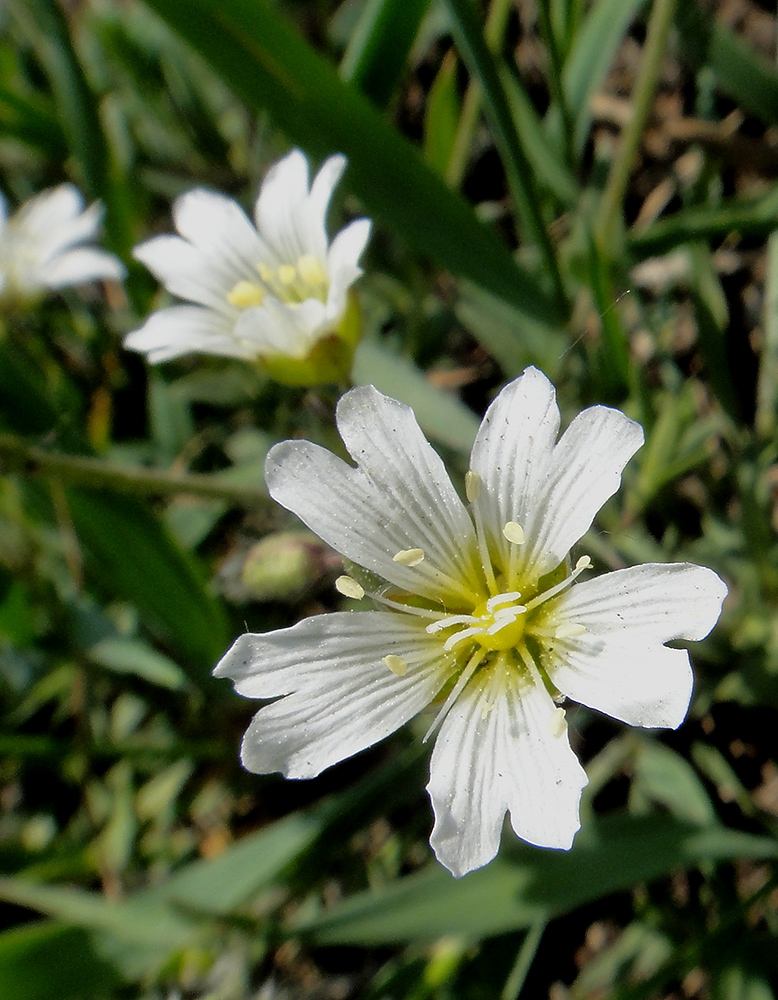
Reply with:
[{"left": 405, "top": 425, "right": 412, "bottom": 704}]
[
  {"left": 215, "top": 367, "right": 727, "bottom": 877},
  {"left": 125, "top": 149, "right": 370, "bottom": 386}
]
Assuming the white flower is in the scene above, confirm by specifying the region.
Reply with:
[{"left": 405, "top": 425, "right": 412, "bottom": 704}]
[
  {"left": 214, "top": 367, "right": 727, "bottom": 877},
  {"left": 124, "top": 149, "right": 371, "bottom": 376},
  {"left": 0, "top": 184, "right": 124, "bottom": 305}
]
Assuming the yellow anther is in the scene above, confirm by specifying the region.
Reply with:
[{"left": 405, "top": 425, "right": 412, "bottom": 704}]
[
  {"left": 547, "top": 707, "right": 567, "bottom": 738},
  {"left": 465, "top": 470, "right": 481, "bottom": 503},
  {"left": 382, "top": 654, "right": 407, "bottom": 676},
  {"left": 393, "top": 548, "right": 425, "bottom": 567},
  {"left": 335, "top": 575, "right": 365, "bottom": 600},
  {"left": 277, "top": 264, "right": 297, "bottom": 285},
  {"left": 481, "top": 702, "right": 495, "bottom": 720},
  {"left": 297, "top": 254, "right": 327, "bottom": 287},
  {"left": 257, "top": 262, "right": 273, "bottom": 282},
  {"left": 502, "top": 521, "right": 525, "bottom": 545},
  {"left": 226, "top": 280, "right": 265, "bottom": 308},
  {"left": 575, "top": 555, "right": 592, "bottom": 572},
  {"left": 555, "top": 621, "right": 587, "bottom": 639}
]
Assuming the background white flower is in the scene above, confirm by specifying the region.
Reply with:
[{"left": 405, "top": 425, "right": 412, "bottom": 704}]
[
  {"left": 214, "top": 368, "right": 727, "bottom": 878},
  {"left": 0, "top": 184, "right": 125, "bottom": 305},
  {"left": 124, "top": 148, "right": 371, "bottom": 370}
]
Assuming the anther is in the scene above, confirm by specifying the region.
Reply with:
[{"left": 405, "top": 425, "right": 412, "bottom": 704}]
[
  {"left": 575, "top": 555, "right": 592, "bottom": 572},
  {"left": 227, "top": 280, "right": 265, "bottom": 308},
  {"left": 502, "top": 521, "right": 525, "bottom": 545},
  {"left": 481, "top": 702, "right": 495, "bottom": 720},
  {"left": 393, "top": 548, "right": 425, "bottom": 567},
  {"left": 297, "top": 254, "right": 327, "bottom": 286},
  {"left": 277, "top": 264, "right": 297, "bottom": 285},
  {"left": 382, "top": 654, "right": 408, "bottom": 676},
  {"left": 335, "top": 575, "right": 365, "bottom": 600},
  {"left": 465, "top": 470, "right": 481, "bottom": 503}
]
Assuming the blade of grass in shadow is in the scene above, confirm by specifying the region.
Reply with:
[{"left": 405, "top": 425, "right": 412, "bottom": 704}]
[
  {"left": 443, "top": 0, "right": 567, "bottom": 307},
  {"left": 676, "top": 0, "right": 778, "bottom": 128},
  {"left": 340, "top": 0, "right": 430, "bottom": 108},
  {"left": 141, "top": 0, "right": 561, "bottom": 324},
  {"left": 756, "top": 225, "right": 778, "bottom": 439},
  {"left": 552, "top": 0, "right": 648, "bottom": 160},
  {"left": 7, "top": 0, "right": 133, "bottom": 258},
  {"left": 628, "top": 185, "right": 778, "bottom": 257}
]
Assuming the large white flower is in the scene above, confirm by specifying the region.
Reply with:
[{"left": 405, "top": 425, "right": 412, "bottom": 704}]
[
  {"left": 215, "top": 368, "right": 727, "bottom": 877},
  {"left": 0, "top": 184, "right": 124, "bottom": 305},
  {"left": 124, "top": 149, "right": 371, "bottom": 383}
]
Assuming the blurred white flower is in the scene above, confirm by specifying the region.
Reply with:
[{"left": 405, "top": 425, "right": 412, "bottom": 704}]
[
  {"left": 124, "top": 149, "right": 371, "bottom": 385},
  {"left": 0, "top": 184, "right": 124, "bottom": 306},
  {"left": 214, "top": 367, "right": 727, "bottom": 877}
]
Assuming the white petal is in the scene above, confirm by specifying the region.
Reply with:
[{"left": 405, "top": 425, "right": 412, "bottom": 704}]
[
  {"left": 428, "top": 661, "right": 588, "bottom": 876},
  {"left": 214, "top": 611, "right": 449, "bottom": 778},
  {"left": 326, "top": 217, "right": 371, "bottom": 311},
  {"left": 265, "top": 385, "right": 483, "bottom": 604},
  {"left": 172, "top": 188, "right": 270, "bottom": 276},
  {"left": 295, "top": 153, "right": 347, "bottom": 260},
  {"left": 549, "top": 563, "right": 727, "bottom": 728},
  {"left": 233, "top": 297, "right": 327, "bottom": 358},
  {"left": 133, "top": 234, "right": 235, "bottom": 312},
  {"left": 527, "top": 405, "right": 644, "bottom": 578},
  {"left": 468, "top": 367, "right": 560, "bottom": 580},
  {"left": 123, "top": 305, "right": 248, "bottom": 363},
  {"left": 255, "top": 149, "right": 311, "bottom": 262},
  {"left": 38, "top": 247, "right": 125, "bottom": 288},
  {"left": 15, "top": 184, "right": 86, "bottom": 238}
]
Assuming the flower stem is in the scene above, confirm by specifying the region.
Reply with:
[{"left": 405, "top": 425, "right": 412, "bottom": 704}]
[
  {"left": 596, "top": 0, "right": 678, "bottom": 253},
  {"left": 0, "top": 433, "right": 271, "bottom": 509}
]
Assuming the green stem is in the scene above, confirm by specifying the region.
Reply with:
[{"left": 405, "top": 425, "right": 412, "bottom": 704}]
[
  {"left": 500, "top": 919, "right": 547, "bottom": 1000},
  {"left": 446, "top": 0, "right": 513, "bottom": 187},
  {"left": 596, "top": 0, "right": 677, "bottom": 251},
  {"left": 536, "top": 0, "right": 574, "bottom": 165},
  {"left": 444, "top": 0, "right": 567, "bottom": 308},
  {"left": 0, "top": 434, "right": 271, "bottom": 509}
]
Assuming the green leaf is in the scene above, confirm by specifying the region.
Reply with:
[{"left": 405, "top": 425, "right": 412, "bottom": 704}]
[
  {"left": 87, "top": 637, "right": 191, "bottom": 691},
  {"left": 557, "top": 0, "right": 649, "bottom": 157},
  {"left": 66, "top": 488, "right": 228, "bottom": 673},
  {"left": 140, "top": 0, "right": 561, "bottom": 325},
  {"left": 352, "top": 338, "right": 479, "bottom": 453},
  {"left": 632, "top": 741, "right": 717, "bottom": 826},
  {"left": 0, "top": 923, "right": 119, "bottom": 1000},
  {"left": 628, "top": 186, "right": 778, "bottom": 257},
  {"left": 676, "top": 0, "right": 778, "bottom": 128},
  {"left": 443, "top": 0, "right": 566, "bottom": 302},
  {"left": 295, "top": 815, "right": 778, "bottom": 945},
  {"left": 424, "top": 51, "right": 460, "bottom": 177},
  {"left": 340, "top": 0, "right": 431, "bottom": 108},
  {"left": 455, "top": 280, "right": 566, "bottom": 378}
]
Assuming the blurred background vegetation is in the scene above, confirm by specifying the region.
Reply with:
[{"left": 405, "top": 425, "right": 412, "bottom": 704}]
[{"left": 1, "top": 0, "right": 778, "bottom": 997}]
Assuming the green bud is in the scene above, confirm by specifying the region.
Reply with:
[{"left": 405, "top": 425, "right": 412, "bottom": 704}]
[{"left": 240, "top": 531, "right": 337, "bottom": 603}]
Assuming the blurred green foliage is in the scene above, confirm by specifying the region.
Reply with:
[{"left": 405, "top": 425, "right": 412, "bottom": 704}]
[{"left": 1, "top": 0, "right": 778, "bottom": 997}]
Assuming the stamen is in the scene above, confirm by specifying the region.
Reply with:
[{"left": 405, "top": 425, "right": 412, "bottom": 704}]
[
  {"left": 481, "top": 702, "right": 495, "bottom": 720},
  {"left": 370, "top": 592, "right": 448, "bottom": 621},
  {"left": 393, "top": 548, "right": 425, "bottom": 567},
  {"left": 426, "top": 614, "right": 479, "bottom": 634},
  {"left": 423, "top": 649, "right": 484, "bottom": 743},
  {"left": 485, "top": 592, "right": 523, "bottom": 612},
  {"left": 502, "top": 521, "right": 525, "bottom": 545},
  {"left": 382, "top": 654, "right": 408, "bottom": 676},
  {"left": 335, "top": 575, "right": 365, "bottom": 600},
  {"left": 443, "top": 626, "right": 484, "bottom": 651},
  {"left": 298, "top": 254, "right": 327, "bottom": 286},
  {"left": 277, "top": 264, "right": 297, "bottom": 285},
  {"left": 227, "top": 280, "right": 265, "bottom": 308},
  {"left": 465, "top": 470, "right": 481, "bottom": 502},
  {"left": 523, "top": 555, "right": 592, "bottom": 612}
]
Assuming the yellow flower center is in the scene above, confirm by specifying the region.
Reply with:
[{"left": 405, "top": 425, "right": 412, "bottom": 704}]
[{"left": 226, "top": 254, "right": 329, "bottom": 310}]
